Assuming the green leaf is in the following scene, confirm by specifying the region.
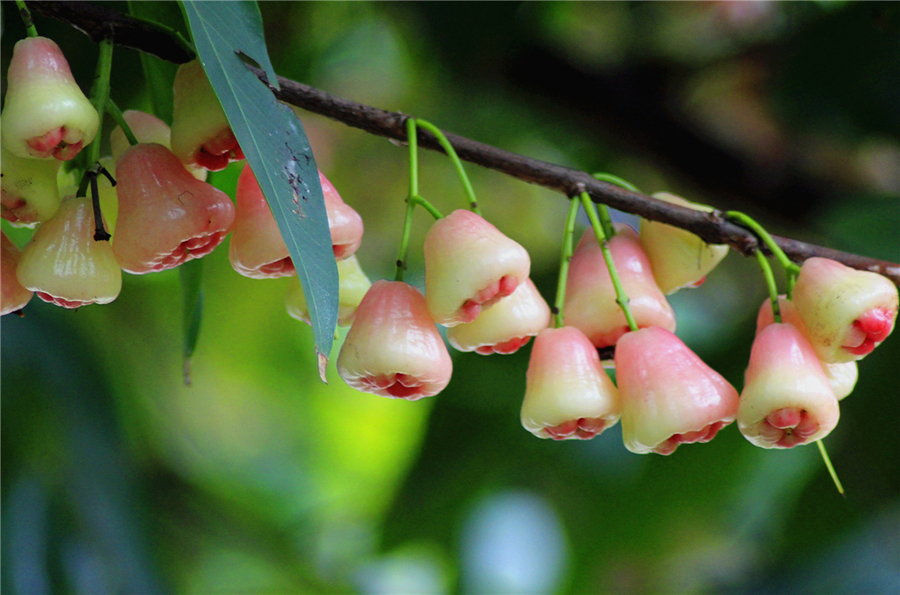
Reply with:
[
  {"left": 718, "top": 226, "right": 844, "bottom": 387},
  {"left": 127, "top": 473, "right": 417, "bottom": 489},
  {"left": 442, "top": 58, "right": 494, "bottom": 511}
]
[
  {"left": 182, "top": 0, "right": 339, "bottom": 380},
  {"left": 180, "top": 258, "right": 204, "bottom": 386}
]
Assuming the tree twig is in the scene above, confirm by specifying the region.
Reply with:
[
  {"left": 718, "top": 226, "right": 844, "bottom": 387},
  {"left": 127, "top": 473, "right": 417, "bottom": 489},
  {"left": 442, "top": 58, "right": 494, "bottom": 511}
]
[{"left": 26, "top": 0, "right": 900, "bottom": 286}]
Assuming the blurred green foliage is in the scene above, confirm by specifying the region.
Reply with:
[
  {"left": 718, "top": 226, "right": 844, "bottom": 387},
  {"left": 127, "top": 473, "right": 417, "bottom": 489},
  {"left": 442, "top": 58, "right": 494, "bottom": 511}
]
[{"left": 2, "top": 2, "right": 898, "bottom": 594}]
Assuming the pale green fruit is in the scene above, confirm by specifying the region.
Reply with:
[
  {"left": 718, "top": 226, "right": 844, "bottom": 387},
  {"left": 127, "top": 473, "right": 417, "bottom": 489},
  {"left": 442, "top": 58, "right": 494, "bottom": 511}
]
[
  {"left": 285, "top": 254, "right": 371, "bottom": 327},
  {"left": 1, "top": 143, "right": 61, "bottom": 227}
]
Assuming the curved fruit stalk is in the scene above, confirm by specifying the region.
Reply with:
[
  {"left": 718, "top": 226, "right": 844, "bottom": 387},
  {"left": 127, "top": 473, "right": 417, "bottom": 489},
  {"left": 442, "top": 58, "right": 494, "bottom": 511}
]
[
  {"left": 564, "top": 224, "right": 676, "bottom": 348},
  {"left": 92, "top": 157, "right": 120, "bottom": 235},
  {"left": 792, "top": 257, "right": 898, "bottom": 363},
  {"left": 320, "top": 171, "right": 364, "bottom": 260},
  {"left": 738, "top": 323, "right": 840, "bottom": 449},
  {"left": 285, "top": 254, "right": 372, "bottom": 327},
  {"left": 16, "top": 196, "right": 120, "bottom": 308},
  {"left": 1, "top": 37, "right": 98, "bottom": 160},
  {"left": 615, "top": 326, "right": 739, "bottom": 455},
  {"left": 337, "top": 280, "right": 452, "bottom": 399},
  {"left": 110, "top": 110, "right": 207, "bottom": 181},
  {"left": 113, "top": 143, "right": 235, "bottom": 274},
  {"left": 1, "top": 144, "right": 61, "bottom": 227},
  {"left": 755, "top": 296, "right": 858, "bottom": 400},
  {"left": 639, "top": 192, "right": 729, "bottom": 294},
  {"left": 1, "top": 231, "right": 33, "bottom": 315},
  {"left": 447, "top": 278, "right": 551, "bottom": 355},
  {"left": 170, "top": 60, "right": 243, "bottom": 172},
  {"left": 424, "top": 209, "right": 530, "bottom": 327},
  {"left": 521, "top": 326, "right": 620, "bottom": 440}
]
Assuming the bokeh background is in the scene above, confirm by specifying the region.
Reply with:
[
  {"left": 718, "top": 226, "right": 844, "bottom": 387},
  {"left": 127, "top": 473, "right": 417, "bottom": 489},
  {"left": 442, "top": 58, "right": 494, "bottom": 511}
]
[{"left": 3, "top": 2, "right": 899, "bottom": 594}]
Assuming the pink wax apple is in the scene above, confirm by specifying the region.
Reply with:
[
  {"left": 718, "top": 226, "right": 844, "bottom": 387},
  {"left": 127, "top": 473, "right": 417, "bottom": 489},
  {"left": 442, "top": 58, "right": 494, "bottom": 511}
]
[
  {"left": 337, "top": 280, "right": 453, "bottom": 399},
  {"left": 521, "top": 326, "right": 620, "bottom": 440},
  {"left": 615, "top": 327, "right": 739, "bottom": 455},
  {"left": 447, "top": 278, "right": 551, "bottom": 355},
  {"left": 738, "top": 323, "right": 840, "bottom": 449},
  {"left": 1, "top": 231, "right": 33, "bottom": 315},
  {"left": 1, "top": 36, "right": 98, "bottom": 161},
  {"left": 110, "top": 110, "right": 207, "bottom": 182},
  {"left": 319, "top": 171, "right": 364, "bottom": 260},
  {"left": 170, "top": 59, "right": 244, "bottom": 172},
  {"left": 16, "top": 196, "right": 121, "bottom": 309},
  {"left": 564, "top": 225, "right": 676, "bottom": 348},
  {"left": 113, "top": 143, "right": 235, "bottom": 274},
  {"left": 792, "top": 258, "right": 898, "bottom": 363},
  {"left": 424, "top": 209, "right": 530, "bottom": 327}
]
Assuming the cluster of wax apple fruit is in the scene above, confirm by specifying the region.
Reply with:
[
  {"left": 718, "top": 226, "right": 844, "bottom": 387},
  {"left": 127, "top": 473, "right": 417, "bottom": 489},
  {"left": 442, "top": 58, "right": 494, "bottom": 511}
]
[
  {"left": 0, "top": 37, "right": 364, "bottom": 317},
  {"left": 2, "top": 37, "right": 898, "bottom": 457}
]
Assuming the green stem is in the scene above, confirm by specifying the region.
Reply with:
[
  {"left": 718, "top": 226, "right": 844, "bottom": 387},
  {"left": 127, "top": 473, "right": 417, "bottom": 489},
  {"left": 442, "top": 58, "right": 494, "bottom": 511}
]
[
  {"left": 86, "top": 38, "right": 114, "bottom": 168},
  {"left": 107, "top": 99, "right": 139, "bottom": 146},
  {"left": 580, "top": 191, "right": 639, "bottom": 332},
  {"left": 16, "top": 0, "right": 38, "bottom": 37},
  {"left": 755, "top": 249, "right": 781, "bottom": 324},
  {"left": 553, "top": 197, "right": 581, "bottom": 328},
  {"left": 727, "top": 211, "right": 801, "bottom": 280},
  {"left": 816, "top": 440, "right": 845, "bottom": 497},
  {"left": 595, "top": 202, "right": 617, "bottom": 246},
  {"left": 395, "top": 118, "right": 420, "bottom": 283},
  {"left": 416, "top": 119, "right": 481, "bottom": 215},
  {"left": 411, "top": 195, "right": 443, "bottom": 220},
  {"left": 592, "top": 172, "right": 642, "bottom": 194}
]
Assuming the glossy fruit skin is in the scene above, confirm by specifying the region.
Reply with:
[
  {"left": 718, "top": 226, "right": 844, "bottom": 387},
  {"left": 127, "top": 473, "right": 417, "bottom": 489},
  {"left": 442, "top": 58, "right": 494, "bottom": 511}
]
[
  {"left": 1, "top": 231, "right": 33, "bottom": 315},
  {"left": 1, "top": 144, "right": 61, "bottom": 227},
  {"left": 16, "top": 196, "right": 121, "bottom": 308},
  {"left": 447, "top": 278, "right": 550, "bottom": 355},
  {"left": 170, "top": 60, "right": 243, "bottom": 172},
  {"left": 639, "top": 192, "right": 729, "bottom": 294},
  {"left": 755, "top": 296, "right": 857, "bottom": 400},
  {"left": 615, "top": 327, "right": 739, "bottom": 455},
  {"left": 792, "top": 258, "right": 898, "bottom": 363},
  {"left": 564, "top": 224, "right": 676, "bottom": 348},
  {"left": 110, "top": 110, "right": 207, "bottom": 182},
  {"left": 738, "top": 323, "right": 839, "bottom": 449},
  {"left": 112, "top": 143, "right": 235, "bottom": 274},
  {"left": 337, "top": 280, "right": 452, "bottom": 400},
  {"left": 1, "top": 37, "right": 98, "bottom": 161},
  {"left": 521, "top": 326, "right": 620, "bottom": 440},
  {"left": 424, "top": 209, "right": 530, "bottom": 327},
  {"left": 319, "top": 171, "right": 364, "bottom": 260},
  {"left": 285, "top": 254, "right": 371, "bottom": 327}
]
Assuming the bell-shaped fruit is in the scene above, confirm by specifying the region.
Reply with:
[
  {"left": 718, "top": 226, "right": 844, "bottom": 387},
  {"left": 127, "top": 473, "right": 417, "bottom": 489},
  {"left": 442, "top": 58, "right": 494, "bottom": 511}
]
[
  {"left": 738, "top": 323, "right": 840, "bottom": 449},
  {"left": 320, "top": 171, "right": 364, "bottom": 260},
  {"left": 424, "top": 209, "right": 530, "bottom": 327},
  {"left": 792, "top": 258, "right": 898, "bottom": 363},
  {"left": 113, "top": 143, "right": 235, "bottom": 274},
  {"left": 448, "top": 278, "right": 550, "bottom": 355},
  {"left": 1, "top": 36, "right": 98, "bottom": 160},
  {"left": 521, "top": 326, "right": 621, "bottom": 440},
  {"left": 110, "top": 110, "right": 207, "bottom": 182},
  {"left": 564, "top": 225, "right": 676, "bottom": 348},
  {"left": 337, "top": 280, "right": 452, "bottom": 399},
  {"left": 285, "top": 254, "right": 372, "bottom": 327},
  {"left": 16, "top": 196, "right": 120, "bottom": 308},
  {"left": 615, "top": 327, "right": 739, "bottom": 455},
  {"left": 755, "top": 296, "right": 858, "bottom": 400},
  {"left": 170, "top": 59, "right": 243, "bottom": 172},
  {"left": 639, "top": 192, "right": 729, "bottom": 294},
  {"left": 1, "top": 144, "right": 61, "bottom": 226},
  {"left": 1, "top": 231, "right": 33, "bottom": 315}
]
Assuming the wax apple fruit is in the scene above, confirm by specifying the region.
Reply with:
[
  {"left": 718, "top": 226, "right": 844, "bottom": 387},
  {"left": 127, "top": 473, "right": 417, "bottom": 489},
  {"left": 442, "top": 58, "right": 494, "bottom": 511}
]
[
  {"left": 615, "top": 327, "right": 739, "bottom": 455},
  {"left": 16, "top": 196, "right": 120, "bottom": 308},
  {"left": 170, "top": 59, "right": 243, "bottom": 172},
  {"left": 639, "top": 192, "right": 729, "bottom": 294},
  {"left": 113, "top": 143, "right": 235, "bottom": 274},
  {"left": 565, "top": 225, "right": 676, "bottom": 348},
  {"left": 1, "top": 231, "right": 33, "bottom": 315},
  {"left": 447, "top": 278, "right": 550, "bottom": 355},
  {"left": 521, "top": 326, "right": 620, "bottom": 440},
  {"left": 110, "top": 110, "right": 207, "bottom": 181},
  {"left": 424, "top": 209, "right": 530, "bottom": 326},
  {"left": 285, "top": 255, "right": 372, "bottom": 327},
  {"left": 738, "top": 323, "right": 840, "bottom": 449},
  {"left": 1, "top": 37, "right": 98, "bottom": 160},
  {"left": 337, "top": 280, "right": 452, "bottom": 399},
  {"left": 792, "top": 257, "right": 898, "bottom": 363},
  {"left": 1, "top": 144, "right": 61, "bottom": 226}
]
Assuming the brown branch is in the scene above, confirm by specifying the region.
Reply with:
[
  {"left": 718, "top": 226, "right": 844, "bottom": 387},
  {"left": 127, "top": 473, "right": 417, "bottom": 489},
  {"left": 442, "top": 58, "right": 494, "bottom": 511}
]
[{"left": 26, "top": 0, "right": 900, "bottom": 286}]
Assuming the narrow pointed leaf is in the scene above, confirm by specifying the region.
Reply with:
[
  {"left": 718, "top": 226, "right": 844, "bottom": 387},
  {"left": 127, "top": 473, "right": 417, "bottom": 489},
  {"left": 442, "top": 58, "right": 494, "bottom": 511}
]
[
  {"left": 180, "top": 259, "right": 203, "bottom": 386},
  {"left": 182, "top": 0, "right": 339, "bottom": 378}
]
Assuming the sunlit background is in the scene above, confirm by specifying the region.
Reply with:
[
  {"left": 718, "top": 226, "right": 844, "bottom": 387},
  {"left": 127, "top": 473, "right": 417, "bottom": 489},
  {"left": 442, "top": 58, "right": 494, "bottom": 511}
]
[{"left": 2, "top": 2, "right": 899, "bottom": 594}]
